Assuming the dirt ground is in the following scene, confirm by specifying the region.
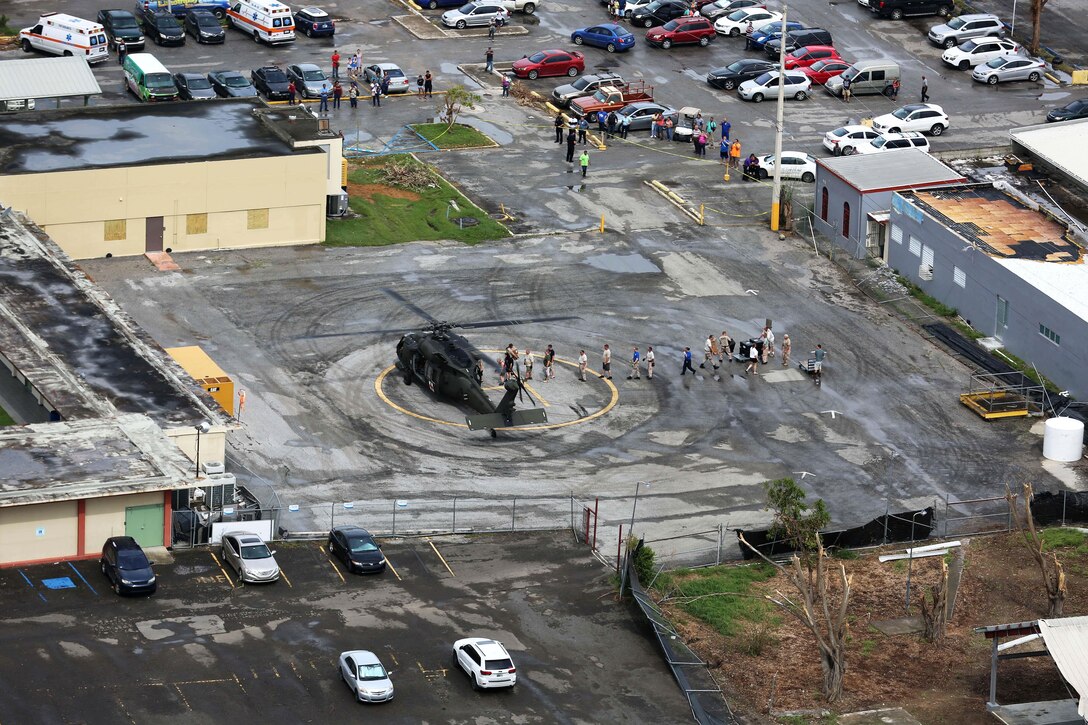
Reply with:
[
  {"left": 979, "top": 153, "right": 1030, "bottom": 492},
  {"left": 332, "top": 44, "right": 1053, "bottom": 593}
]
[
  {"left": 660, "top": 533, "right": 1088, "bottom": 724},
  {"left": 345, "top": 182, "right": 422, "bottom": 202}
]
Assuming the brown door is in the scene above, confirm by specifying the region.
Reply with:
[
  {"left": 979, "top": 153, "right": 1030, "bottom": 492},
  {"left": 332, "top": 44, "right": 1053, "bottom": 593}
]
[{"left": 145, "top": 216, "right": 164, "bottom": 252}]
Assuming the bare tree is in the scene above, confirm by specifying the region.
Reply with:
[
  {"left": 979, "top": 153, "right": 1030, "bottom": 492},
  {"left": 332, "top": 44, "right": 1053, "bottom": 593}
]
[
  {"left": 1006, "top": 483, "right": 1066, "bottom": 617},
  {"left": 438, "top": 85, "right": 482, "bottom": 126},
  {"left": 1029, "top": 0, "right": 1048, "bottom": 56},
  {"left": 919, "top": 559, "right": 948, "bottom": 644},
  {"left": 738, "top": 478, "right": 851, "bottom": 702}
]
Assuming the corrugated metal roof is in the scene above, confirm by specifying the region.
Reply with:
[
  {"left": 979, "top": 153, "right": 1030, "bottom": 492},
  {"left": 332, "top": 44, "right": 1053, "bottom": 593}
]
[
  {"left": 0, "top": 56, "right": 102, "bottom": 101},
  {"left": 1037, "top": 617, "right": 1088, "bottom": 721},
  {"left": 816, "top": 149, "right": 966, "bottom": 193},
  {"left": 1012, "top": 119, "right": 1088, "bottom": 188}
]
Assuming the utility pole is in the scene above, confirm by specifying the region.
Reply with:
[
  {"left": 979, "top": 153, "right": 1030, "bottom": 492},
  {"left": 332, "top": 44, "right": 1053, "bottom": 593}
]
[{"left": 769, "top": 4, "right": 788, "bottom": 232}]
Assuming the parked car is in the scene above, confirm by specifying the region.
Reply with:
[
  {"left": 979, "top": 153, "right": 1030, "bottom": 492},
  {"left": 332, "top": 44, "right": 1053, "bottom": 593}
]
[
  {"left": 745, "top": 19, "right": 802, "bottom": 50},
  {"left": 646, "top": 17, "right": 716, "bottom": 48},
  {"left": 97, "top": 9, "right": 145, "bottom": 50},
  {"left": 552, "top": 72, "right": 626, "bottom": 106},
  {"left": 453, "top": 638, "right": 517, "bottom": 690},
  {"left": 755, "top": 151, "right": 817, "bottom": 181},
  {"left": 512, "top": 49, "right": 585, "bottom": 79},
  {"left": 801, "top": 58, "right": 850, "bottom": 85},
  {"left": 700, "top": 0, "right": 764, "bottom": 21},
  {"left": 764, "top": 28, "right": 834, "bottom": 58},
  {"left": 421, "top": 0, "right": 465, "bottom": 8},
  {"left": 174, "top": 72, "right": 218, "bottom": 99},
  {"left": 869, "top": 0, "right": 952, "bottom": 20},
  {"left": 871, "top": 103, "right": 950, "bottom": 135},
  {"left": 855, "top": 131, "right": 931, "bottom": 154},
  {"left": 571, "top": 23, "right": 635, "bottom": 52},
  {"left": 631, "top": 0, "right": 689, "bottom": 28},
  {"left": 100, "top": 536, "right": 157, "bottom": 596},
  {"left": 364, "top": 63, "right": 412, "bottom": 93},
  {"left": 928, "top": 13, "right": 1004, "bottom": 48},
  {"left": 499, "top": 0, "right": 541, "bottom": 13},
  {"left": 782, "top": 45, "right": 841, "bottom": 70},
  {"left": 251, "top": 65, "right": 292, "bottom": 100},
  {"left": 339, "top": 650, "right": 395, "bottom": 703},
  {"left": 184, "top": 9, "right": 225, "bottom": 43},
  {"left": 328, "top": 526, "right": 388, "bottom": 574},
  {"left": 141, "top": 0, "right": 229, "bottom": 19},
  {"left": 208, "top": 69, "right": 258, "bottom": 97},
  {"left": 737, "top": 69, "right": 811, "bottom": 102},
  {"left": 286, "top": 62, "right": 329, "bottom": 98},
  {"left": 616, "top": 101, "right": 678, "bottom": 131},
  {"left": 294, "top": 6, "right": 335, "bottom": 36},
  {"left": 706, "top": 58, "right": 776, "bottom": 90},
  {"left": 441, "top": 3, "right": 509, "bottom": 29},
  {"left": 141, "top": 10, "right": 185, "bottom": 46},
  {"left": 822, "top": 124, "right": 880, "bottom": 155},
  {"left": 824, "top": 60, "right": 900, "bottom": 97},
  {"left": 971, "top": 55, "right": 1046, "bottom": 84},
  {"left": 1046, "top": 97, "right": 1088, "bottom": 123},
  {"left": 942, "top": 37, "right": 1022, "bottom": 69},
  {"left": 220, "top": 531, "right": 280, "bottom": 583},
  {"left": 714, "top": 7, "right": 780, "bottom": 35}
]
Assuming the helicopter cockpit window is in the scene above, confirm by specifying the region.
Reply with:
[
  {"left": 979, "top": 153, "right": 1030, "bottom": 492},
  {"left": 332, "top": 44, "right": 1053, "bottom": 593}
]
[{"left": 446, "top": 345, "right": 473, "bottom": 369}]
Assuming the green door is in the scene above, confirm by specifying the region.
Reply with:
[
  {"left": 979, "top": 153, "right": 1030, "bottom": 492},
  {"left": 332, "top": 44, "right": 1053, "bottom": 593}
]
[{"left": 125, "top": 504, "right": 164, "bottom": 547}]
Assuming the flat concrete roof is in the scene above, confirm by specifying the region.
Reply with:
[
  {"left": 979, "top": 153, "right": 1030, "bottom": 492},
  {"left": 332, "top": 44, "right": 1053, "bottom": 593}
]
[
  {"left": 1011, "top": 119, "right": 1088, "bottom": 189},
  {"left": 0, "top": 212, "right": 229, "bottom": 427},
  {"left": 818, "top": 149, "right": 966, "bottom": 194},
  {"left": 0, "top": 56, "right": 102, "bottom": 102},
  {"left": 996, "top": 256, "right": 1088, "bottom": 325},
  {"left": 0, "top": 414, "right": 193, "bottom": 507},
  {"left": 0, "top": 99, "right": 307, "bottom": 175}
]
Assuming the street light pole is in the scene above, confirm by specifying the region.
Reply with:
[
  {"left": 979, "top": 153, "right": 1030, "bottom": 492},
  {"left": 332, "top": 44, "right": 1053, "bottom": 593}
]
[
  {"left": 769, "top": 3, "right": 788, "bottom": 232},
  {"left": 904, "top": 510, "right": 926, "bottom": 612},
  {"left": 619, "top": 481, "right": 650, "bottom": 595}
]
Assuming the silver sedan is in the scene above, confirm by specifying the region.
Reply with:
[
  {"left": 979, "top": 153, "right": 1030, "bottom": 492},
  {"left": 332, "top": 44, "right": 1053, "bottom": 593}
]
[
  {"left": 339, "top": 650, "right": 394, "bottom": 703},
  {"left": 220, "top": 531, "right": 280, "bottom": 583},
  {"left": 971, "top": 55, "right": 1046, "bottom": 85}
]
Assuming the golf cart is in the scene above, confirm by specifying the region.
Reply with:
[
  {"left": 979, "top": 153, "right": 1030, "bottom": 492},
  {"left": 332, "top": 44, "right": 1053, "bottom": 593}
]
[{"left": 672, "top": 106, "right": 701, "bottom": 143}]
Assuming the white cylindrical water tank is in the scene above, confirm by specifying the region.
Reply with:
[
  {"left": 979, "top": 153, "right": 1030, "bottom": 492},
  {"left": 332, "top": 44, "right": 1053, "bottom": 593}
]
[{"left": 1043, "top": 417, "right": 1085, "bottom": 462}]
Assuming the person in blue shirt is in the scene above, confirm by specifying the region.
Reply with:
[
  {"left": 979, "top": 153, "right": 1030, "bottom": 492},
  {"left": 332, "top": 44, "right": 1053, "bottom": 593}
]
[
  {"left": 319, "top": 84, "right": 329, "bottom": 113},
  {"left": 627, "top": 347, "right": 641, "bottom": 380},
  {"left": 681, "top": 347, "right": 695, "bottom": 376},
  {"left": 597, "top": 109, "right": 608, "bottom": 135}
]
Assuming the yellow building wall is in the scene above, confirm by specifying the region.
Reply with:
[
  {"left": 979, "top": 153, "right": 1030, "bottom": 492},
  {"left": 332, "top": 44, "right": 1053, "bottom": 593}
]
[
  {"left": 84, "top": 492, "right": 166, "bottom": 549},
  {"left": 0, "top": 501, "right": 79, "bottom": 565},
  {"left": 0, "top": 153, "right": 329, "bottom": 259}
]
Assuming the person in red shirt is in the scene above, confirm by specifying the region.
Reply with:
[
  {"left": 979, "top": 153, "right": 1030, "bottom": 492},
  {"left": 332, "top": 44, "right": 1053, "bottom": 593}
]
[
  {"left": 331, "top": 50, "right": 341, "bottom": 80},
  {"left": 287, "top": 80, "right": 296, "bottom": 105}
]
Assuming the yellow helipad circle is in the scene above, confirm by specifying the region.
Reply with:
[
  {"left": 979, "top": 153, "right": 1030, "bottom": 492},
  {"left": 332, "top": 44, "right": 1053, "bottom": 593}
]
[{"left": 374, "top": 354, "right": 619, "bottom": 431}]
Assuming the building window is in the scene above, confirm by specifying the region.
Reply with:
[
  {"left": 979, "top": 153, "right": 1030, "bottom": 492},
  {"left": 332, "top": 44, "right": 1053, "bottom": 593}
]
[
  {"left": 891, "top": 224, "right": 903, "bottom": 244},
  {"left": 247, "top": 208, "right": 269, "bottom": 230},
  {"left": 1039, "top": 324, "right": 1061, "bottom": 346},
  {"left": 841, "top": 202, "right": 850, "bottom": 238},
  {"left": 953, "top": 266, "right": 966, "bottom": 288},
  {"left": 186, "top": 213, "right": 208, "bottom": 235},
  {"left": 909, "top": 236, "right": 921, "bottom": 257},
  {"left": 820, "top": 187, "right": 829, "bottom": 221},
  {"left": 104, "top": 219, "right": 127, "bottom": 241}
]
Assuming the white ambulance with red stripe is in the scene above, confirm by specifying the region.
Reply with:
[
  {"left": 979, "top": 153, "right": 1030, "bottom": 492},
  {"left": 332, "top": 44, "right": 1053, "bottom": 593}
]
[
  {"left": 227, "top": 0, "right": 296, "bottom": 44},
  {"left": 19, "top": 13, "right": 110, "bottom": 64}
]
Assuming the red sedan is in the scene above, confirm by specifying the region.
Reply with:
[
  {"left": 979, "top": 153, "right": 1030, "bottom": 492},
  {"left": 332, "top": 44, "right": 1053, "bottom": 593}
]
[
  {"left": 801, "top": 59, "right": 851, "bottom": 85},
  {"left": 782, "top": 45, "right": 842, "bottom": 70},
  {"left": 512, "top": 49, "right": 585, "bottom": 80},
  {"left": 646, "top": 16, "right": 716, "bottom": 48}
]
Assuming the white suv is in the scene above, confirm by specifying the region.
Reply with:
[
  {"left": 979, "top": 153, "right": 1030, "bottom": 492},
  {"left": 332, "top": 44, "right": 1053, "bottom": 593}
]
[
  {"left": 855, "top": 131, "right": 931, "bottom": 154},
  {"left": 822, "top": 124, "right": 880, "bottom": 155},
  {"left": 871, "top": 103, "right": 950, "bottom": 136},
  {"left": 942, "top": 37, "right": 1022, "bottom": 70},
  {"left": 453, "top": 638, "right": 517, "bottom": 689}
]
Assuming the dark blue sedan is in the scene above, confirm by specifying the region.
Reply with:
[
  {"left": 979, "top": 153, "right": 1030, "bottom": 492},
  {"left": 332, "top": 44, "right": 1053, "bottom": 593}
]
[
  {"left": 571, "top": 23, "right": 635, "bottom": 52},
  {"left": 746, "top": 20, "right": 802, "bottom": 50},
  {"left": 294, "top": 6, "right": 335, "bottom": 37}
]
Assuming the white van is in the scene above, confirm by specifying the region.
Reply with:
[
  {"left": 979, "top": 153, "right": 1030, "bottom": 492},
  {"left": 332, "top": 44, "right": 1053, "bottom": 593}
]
[
  {"left": 227, "top": 0, "right": 295, "bottom": 44},
  {"left": 19, "top": 12, "right": 109, "bottom": 64}
]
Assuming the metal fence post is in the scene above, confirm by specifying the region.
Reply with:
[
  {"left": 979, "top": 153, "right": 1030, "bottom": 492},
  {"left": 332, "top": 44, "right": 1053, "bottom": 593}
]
[
  {"left": 1062, "top": 490, "right": 1067, "bottom": 527},
  {"left": 511, "top": 496, "right": 517, "bottom": 531},
  {"left": 452, "top": 497, "right": 457, "bottom": 534},
  {"left": 883, "top": 500, "right": 890, "bottom": 545},
  {"left": 570, "top": 492, "right": 574, "bottom": 533},
  {"left": 391, "top": 499, "right": 396, "bottom": 536},
  {"left": 331, "top": 503, "right": 335, "bottom": 531},
  {"left": 716, "top": 523, "right": 723, "bottom": 566},
  {"left": 943, "top": 494, "right": 950, "bottom": 538}
]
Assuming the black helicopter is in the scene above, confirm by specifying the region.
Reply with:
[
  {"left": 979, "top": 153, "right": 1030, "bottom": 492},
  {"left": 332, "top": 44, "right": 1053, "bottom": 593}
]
[{"left": 306, "top": 290, "right": 577, "bottom": 436}]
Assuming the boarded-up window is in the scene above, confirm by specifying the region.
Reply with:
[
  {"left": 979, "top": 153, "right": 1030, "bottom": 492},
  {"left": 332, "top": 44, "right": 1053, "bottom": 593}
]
[
  {"left": 247, "top": 208, "right": 269, "bottom": 230},
  {"left": 186, "top": 213, "right": 208, "bottom": 235},
  {"left": 104, "top": 219, "right": 127, "bottom": 241}
]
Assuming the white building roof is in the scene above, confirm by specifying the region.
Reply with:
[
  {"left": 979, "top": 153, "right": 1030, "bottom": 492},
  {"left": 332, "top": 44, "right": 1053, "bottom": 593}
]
[
  {"left": 0, "top": 56, "right": 102, "bottom": 101},
  {"left": 1038, "top": 616, "right": 1088, "bottom": 721},
  {"left": 1011, "top": 119, "right": 1088, "bottom": 188},
  {"left": 817, "top": 149, "right": 966, "bottom": 193},
  {"left": 994, "top": 257, "right": 1088, "bottom": 324}
]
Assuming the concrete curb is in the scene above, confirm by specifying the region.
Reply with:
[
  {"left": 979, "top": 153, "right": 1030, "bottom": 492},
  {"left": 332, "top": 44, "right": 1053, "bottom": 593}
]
[
  {"left": 645, "top": 180, "right": 703, "bottom": 225},
  {"left": 390, "top": 13, "right": 528, "bottom": 40}
]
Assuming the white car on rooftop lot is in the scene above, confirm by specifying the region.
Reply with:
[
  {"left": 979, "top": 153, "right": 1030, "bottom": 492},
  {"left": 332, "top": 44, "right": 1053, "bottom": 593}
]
[
  {"left": 822, "top": 124, "right": 880, "bottom": 155},
  {"left": 941, "top": 37, "right": 1023, "bottom": 70},
  {"left": 453, "top": 637, "right": 517, "bottom": 689},
  {"left": 854, "top": 131, "right": 931, "bottom": 154},
  {"left": 755, "top": 151, "right": 816, "bottom": 181},
  {"left": 871, "top": 103, "right": 949, "bottom": 136},
  {"left": 737, "top": 69, "right": 810, "bottom": 102}
]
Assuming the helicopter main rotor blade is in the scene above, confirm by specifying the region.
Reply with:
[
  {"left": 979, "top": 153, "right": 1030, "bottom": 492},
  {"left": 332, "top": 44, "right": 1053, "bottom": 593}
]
[
  {"left": 382, "top": 288, "right": 441, "bottom": 325},
  {"left": 452, "top": 315, "right": 581, "bottom": 331}
]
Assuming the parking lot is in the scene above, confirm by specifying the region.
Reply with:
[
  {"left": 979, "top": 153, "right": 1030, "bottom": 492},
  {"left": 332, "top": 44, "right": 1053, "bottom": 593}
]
[{"left": 0, "top": 533, "right": 688, "bottom": 723}]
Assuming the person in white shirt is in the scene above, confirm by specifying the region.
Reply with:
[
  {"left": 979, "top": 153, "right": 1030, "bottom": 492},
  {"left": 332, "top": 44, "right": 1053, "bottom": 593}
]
[
  {"left": 578, "top": 350, "right": 588, "bottom": 381},
  {"left": 645, "top": 346, "right": 655, "bottom": 379},
  {"left": 600, "top": 344, "right": 612, "bottom": 380},
  {"left": 523, "top": 349, "right": 534, "bottom": 380}
]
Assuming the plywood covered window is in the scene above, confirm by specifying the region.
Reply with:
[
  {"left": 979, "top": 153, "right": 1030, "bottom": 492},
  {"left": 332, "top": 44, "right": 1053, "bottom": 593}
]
[
  {"left": 186, "top": 213, "right": 208, "bottom": 235},
  {"left": 104, "top": 219, "right": 127, "bottom": 241},
  {"left": 841, "top": 202, "right": 851, "bottom": 239},
  {"left": 247, "top": 208, "right": 269, "bottom": 230},
  {"left": 820, "top": 187, "right": 829, "bottom": 221}
]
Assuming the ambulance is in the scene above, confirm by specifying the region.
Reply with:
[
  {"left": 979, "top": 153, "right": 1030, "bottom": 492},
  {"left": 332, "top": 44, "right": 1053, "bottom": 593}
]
[
  {"left": 227, "top": 0, "right": 296, "bottom": 44},
  {"left": 19, "top": 12, "right": 110, "bottom": 64}
]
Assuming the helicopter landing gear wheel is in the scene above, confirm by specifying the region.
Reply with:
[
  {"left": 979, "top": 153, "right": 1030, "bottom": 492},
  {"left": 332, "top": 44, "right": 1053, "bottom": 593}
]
[
  {"left": 403, "top": 374, "right": 412, "bottom": 385},
  {"left": 490, "top": 429, "right": 497, "bottom": 438}
]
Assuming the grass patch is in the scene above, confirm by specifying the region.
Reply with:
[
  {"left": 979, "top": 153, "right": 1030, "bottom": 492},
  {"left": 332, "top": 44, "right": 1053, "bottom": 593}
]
[
  {"left": 1041, "top": 528, "right": 1087, "bottom": 551},
  {"left": 0, "top": 15, "right": 16, "bottom": 36},
  {"left": 993, "top": 348, "right": 1062, "bottom": 394},
  {"left": 831, "top": 547, "right": 859, "bottom": 560},
  {"left": 411, "top": 123, "right": 494, "bottom": 149},
  {"left": 326, "top": 156, "right": 510, "bottom": 247},
  {"left": 0, "top": 404, "right": 14, "bottom": 426},
  {"left": 895, "top": 275, "right": 958, "bottom": 317},
  {"left": 657, "top": 563, "right": 778, "bottom": 638}
]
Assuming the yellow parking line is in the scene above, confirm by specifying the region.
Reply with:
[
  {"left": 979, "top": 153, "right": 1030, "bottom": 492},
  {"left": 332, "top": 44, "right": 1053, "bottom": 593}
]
[
  {"left": 521, "top": 382, "right": 549, "bottom": 406},
  {"left": 210, "top": 552, "right": 235, "bottom": 589},
  {"left": 384, "top": 555, "right": 402, "bottom": 581},
  {"left": 280, "top": 570, "right": 293, "bottom": 588},
  {"left": 428, "top": 541, "right": 456, "bottom": 577},
  {"left": 324, "top": 546, "right": 347, "bottom": 583}
]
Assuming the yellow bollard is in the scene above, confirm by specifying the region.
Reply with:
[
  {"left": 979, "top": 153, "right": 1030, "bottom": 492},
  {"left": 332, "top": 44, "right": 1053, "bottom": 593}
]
[
  {"left": 600, "top": 214, "right": 606, "bottom": 233},
  {"left": 699, "top": 204, "right": 705, "bottom": 226},
  {"left": 723, "top": 168, "right": 730, "bottom": 183}
]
